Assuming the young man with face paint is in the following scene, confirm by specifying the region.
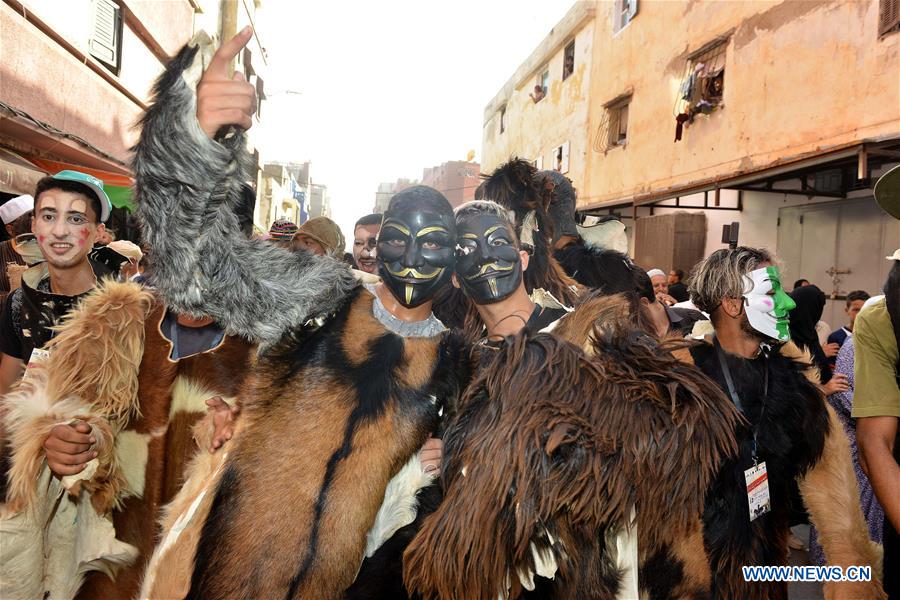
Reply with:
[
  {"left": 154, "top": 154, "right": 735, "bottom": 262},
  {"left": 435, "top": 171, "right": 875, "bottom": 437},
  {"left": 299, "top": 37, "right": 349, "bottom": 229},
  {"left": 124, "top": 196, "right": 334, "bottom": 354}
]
[
  {"left": 686, "top": 247, "right": 884, "bottom": 599},
  {"left": 452, "top": 200, "right": 567, "bottom": 338},
  {"left": 0, "top": 171, "right": 113, "bottom": 395}
]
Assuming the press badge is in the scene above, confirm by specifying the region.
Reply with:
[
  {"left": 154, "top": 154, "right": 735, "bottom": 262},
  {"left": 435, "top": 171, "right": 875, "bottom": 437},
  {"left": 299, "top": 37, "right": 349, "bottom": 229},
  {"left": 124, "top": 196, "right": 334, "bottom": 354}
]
[
  {"left": 24, "top": 347, "right": 51, "bottom": 379},
  {"left": 744, "top": 461, "right": 771, "bottom": 521}
]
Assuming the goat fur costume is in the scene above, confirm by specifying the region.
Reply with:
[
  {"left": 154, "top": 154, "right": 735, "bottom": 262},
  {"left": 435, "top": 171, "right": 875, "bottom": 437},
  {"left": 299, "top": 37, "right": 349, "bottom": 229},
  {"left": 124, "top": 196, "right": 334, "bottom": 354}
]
[
  {"left": 132, "top": 36, "right": 463, "bottom": 599},
  {"left": 404, "top": 295, "right": 742, "bottom": 599},
  {"left": 0, "top": 280, "right": 254, "bottom": 599},
  {"left": 690, "top": 337, "right": 885, "bottom": 599}
]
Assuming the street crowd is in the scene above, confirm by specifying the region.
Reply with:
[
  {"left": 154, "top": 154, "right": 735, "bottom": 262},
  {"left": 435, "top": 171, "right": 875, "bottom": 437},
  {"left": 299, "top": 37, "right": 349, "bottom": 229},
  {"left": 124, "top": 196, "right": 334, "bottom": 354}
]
[{"left": 0, "top": 28, "right": 897, "bottom": 600}]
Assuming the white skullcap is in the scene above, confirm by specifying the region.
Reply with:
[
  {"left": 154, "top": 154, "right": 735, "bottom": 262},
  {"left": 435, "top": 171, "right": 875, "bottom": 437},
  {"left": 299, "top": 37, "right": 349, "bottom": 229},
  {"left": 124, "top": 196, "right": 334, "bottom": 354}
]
[
  {"left": 107, "top": 240, "right": 143, "bottom": 262},
  {"left": 0, "top": 195, "right": 34, "bottom": 224},
  {"left": 646, "top": 268, "right": 666, "bottom": 279}
]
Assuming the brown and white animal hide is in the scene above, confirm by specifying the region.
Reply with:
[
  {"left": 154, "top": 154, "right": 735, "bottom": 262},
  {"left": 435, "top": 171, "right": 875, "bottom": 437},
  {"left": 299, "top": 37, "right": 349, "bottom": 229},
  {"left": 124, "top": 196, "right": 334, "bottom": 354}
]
[
  {"left": 404, "top": 295, "right": 740, "bottom": 599},
  {"left": 1, "top": 280, "right": 151, "bottom": 599},
  {"left": 0, "top": 280, "right": 255, "bottom": 600},
  {"left": 140, "top": 288, "right": 460, "bottom": 600},
  {"left": 77, "top": 301, "right": 255, "bottom": 599}
]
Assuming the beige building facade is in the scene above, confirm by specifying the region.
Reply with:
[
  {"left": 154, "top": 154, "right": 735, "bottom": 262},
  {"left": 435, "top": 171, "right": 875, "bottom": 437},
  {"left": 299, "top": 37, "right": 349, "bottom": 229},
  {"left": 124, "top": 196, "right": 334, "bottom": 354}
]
[
  {"left": 1, "top": 0, "right": 268, "bottom": 236},
  {"left": 482, "top": 0, "right": 900, "bottom": 325},
  {"left": 482, "top": 2, "right": 595, "bottom": 192}
]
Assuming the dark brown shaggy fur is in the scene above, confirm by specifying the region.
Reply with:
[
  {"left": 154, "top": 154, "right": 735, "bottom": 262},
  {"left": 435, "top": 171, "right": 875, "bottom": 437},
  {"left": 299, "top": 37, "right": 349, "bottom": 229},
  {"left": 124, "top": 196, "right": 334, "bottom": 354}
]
[{"left": 404, "top": 298, "right": 739, "bottom": 599}]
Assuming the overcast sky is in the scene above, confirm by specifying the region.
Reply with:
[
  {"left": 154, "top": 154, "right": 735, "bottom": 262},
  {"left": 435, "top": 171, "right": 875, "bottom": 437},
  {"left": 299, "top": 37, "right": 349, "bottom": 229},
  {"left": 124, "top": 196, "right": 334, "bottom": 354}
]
[{"left": 255, "top": 1, "right": 572, "bottom": 242}]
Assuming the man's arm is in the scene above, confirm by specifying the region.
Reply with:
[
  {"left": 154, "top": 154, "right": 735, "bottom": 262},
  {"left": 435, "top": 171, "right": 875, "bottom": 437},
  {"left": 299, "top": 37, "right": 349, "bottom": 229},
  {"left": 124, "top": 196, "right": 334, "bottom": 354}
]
[
  {"left": 852, "top": 304, "right": 900, "bottom": 530},
  {"left": 857, "top": 416, "right": 900, "bottom": 531},
  {"left": 133, "top": 30, "right": 356, "bottom": 345},
  {"left": 0, "top": 353, "right": 23, "bottom": 396}
]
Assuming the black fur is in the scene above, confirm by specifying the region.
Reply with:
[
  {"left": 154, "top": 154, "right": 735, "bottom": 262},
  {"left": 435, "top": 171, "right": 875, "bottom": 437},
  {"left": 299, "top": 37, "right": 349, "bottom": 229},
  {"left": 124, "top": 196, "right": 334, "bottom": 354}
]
[
  {"left": 187, "top": 463, "right": 241, "bottom": 599},
  {"left": 639, "top": 547, "right": 687, "bottom": 600},
  {"left": 691, "top": 343, "right": 829, "bottom": 599},
  {"left": 343, "top": 332, "right": 471, "bottom": 599},
  {"left": 554, "top": 244, "right": 640, "bottom": 293}
]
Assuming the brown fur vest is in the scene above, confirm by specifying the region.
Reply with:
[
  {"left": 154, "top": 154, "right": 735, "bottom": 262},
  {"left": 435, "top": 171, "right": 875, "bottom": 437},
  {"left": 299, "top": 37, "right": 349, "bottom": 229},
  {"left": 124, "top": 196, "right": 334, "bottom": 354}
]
[
  {"left": 0, "top": 281, "right": 254, "bottom": 600},
  {"left": 77, "top": 301, "right": 255, "bottom": 599},
  {"left": 140, "top": 288, "right": 462, "bottom": 599}
]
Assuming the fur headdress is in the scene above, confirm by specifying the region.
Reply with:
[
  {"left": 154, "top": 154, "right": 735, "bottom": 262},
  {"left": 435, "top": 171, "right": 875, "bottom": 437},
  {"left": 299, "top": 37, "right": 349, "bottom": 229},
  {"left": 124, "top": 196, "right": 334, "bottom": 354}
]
[{"left": 475, "top": 159, "right": 579, "bottom": 306}]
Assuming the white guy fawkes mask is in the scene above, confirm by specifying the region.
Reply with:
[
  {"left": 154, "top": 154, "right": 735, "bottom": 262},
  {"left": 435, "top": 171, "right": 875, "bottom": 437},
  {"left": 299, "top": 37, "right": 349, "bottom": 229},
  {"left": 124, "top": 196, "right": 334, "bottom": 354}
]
[{"left": 742, "top": 266, "right": 796, "bottom": 342}]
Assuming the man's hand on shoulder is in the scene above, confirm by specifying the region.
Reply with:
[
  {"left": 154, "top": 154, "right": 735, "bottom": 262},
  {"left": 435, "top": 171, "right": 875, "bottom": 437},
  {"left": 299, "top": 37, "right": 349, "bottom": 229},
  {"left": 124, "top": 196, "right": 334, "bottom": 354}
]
[
  {"left": 419, "top": 436, "right": 443, "bottom": 477},
  {"left": 44, "top": 421, "right": 96, "bottom": 477},
  {"left": 197, "top": 27, "right": 257, "bottom": 139},
  {"left": 206, "top": 395, "right": 240, "bottom": 453}
]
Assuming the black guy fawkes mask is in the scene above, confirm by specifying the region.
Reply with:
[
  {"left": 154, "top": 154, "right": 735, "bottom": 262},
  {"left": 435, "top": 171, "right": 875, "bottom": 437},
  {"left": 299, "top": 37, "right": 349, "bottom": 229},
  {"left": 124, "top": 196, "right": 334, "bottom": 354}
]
[
  {"left": 378, "top": 209, "right": 456, "bottom": 308},
  {"left": 455, "top": 214, "right": 522, "bottom": 304}
]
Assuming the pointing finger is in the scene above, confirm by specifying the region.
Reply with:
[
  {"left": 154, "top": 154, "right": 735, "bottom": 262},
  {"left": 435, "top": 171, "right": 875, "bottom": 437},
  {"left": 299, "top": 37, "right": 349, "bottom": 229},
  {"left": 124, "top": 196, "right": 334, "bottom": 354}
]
[{"left": 206, "top": 26, "right": 253, "bottom": 81}]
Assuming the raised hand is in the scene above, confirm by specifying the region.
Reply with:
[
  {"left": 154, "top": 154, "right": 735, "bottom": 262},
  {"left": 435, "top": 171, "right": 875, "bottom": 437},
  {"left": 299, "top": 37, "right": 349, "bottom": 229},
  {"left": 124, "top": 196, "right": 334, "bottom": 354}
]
[{"left": 196, "top": 26, "right": 258, "bottom": 139}]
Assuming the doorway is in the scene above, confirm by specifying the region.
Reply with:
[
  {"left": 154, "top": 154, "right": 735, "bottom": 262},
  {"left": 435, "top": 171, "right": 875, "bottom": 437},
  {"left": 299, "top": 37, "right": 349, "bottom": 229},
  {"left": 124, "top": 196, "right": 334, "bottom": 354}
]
[{"left": 777, "top": 196, "right": 899, "bottom": 328}]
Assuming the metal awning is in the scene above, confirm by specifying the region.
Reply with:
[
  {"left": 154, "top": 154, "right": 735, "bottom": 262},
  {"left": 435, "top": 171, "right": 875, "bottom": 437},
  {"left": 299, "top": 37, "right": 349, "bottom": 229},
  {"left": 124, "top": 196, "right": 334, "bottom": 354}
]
[
  {"left": 0, "top": 148, "right": 46, "bottom": 195},
  {"left": 631, "top": 139, "right": 900, "bottom": 208},
  {"left": 25, "top": 157, "right": 134, "bottom": 210}
]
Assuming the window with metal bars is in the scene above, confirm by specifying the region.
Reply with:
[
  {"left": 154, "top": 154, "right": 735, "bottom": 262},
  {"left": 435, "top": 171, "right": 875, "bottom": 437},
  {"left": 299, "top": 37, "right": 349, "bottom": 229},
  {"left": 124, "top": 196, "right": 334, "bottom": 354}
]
[
  {"left": 593, "top": 94, "right": 631, "bottom": 152},
  {"left": 673, "top": 37, "right": 727, "bottom": 140},
  {"left": 89, "top": 0, "right": 122, "bottom": 74},
  {"left": 880, "top": 0, "right": 900, "bottom": 36}
]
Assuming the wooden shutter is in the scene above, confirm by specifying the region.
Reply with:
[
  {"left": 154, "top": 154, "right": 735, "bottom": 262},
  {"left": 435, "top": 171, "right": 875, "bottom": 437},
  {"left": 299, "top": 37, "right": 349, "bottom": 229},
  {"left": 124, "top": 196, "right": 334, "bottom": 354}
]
[
  {"left": 626, "top": 0, "right": 639, "bottom": 22},
  {"left": 880, "top": 0, "right": 900, "bottom": 36},
  {"left": 89, "top": 0, "right": 121, "bottom": 70}
]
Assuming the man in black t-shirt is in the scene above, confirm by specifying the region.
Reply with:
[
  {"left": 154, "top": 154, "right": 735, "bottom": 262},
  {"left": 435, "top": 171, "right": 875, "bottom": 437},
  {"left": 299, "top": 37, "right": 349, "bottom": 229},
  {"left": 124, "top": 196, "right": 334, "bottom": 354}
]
[{"left": 0, "top": 170, "right": 112, "bottom": 395}]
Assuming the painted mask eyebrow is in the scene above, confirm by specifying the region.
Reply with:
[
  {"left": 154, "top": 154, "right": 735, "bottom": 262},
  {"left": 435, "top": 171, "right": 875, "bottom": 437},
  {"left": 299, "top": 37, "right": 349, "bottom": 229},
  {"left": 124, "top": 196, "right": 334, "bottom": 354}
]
[
  {"left": 382, "top": 221, "right": 410, "bottom": 235},
  {"left": 416, "top": 226, "right": 449, "bottom": 238}
]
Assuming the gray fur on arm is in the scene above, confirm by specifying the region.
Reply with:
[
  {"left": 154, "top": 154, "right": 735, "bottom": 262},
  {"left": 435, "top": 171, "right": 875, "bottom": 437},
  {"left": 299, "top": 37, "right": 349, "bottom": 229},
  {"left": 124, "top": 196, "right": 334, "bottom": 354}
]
[{"left": 131, "top": 36, "right": 357, "bottom": 344}]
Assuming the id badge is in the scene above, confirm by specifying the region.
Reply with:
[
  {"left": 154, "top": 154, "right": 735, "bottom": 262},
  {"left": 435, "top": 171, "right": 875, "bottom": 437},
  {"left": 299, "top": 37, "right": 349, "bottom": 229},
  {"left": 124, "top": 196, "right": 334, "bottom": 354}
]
[
  {"left": 744, "top": 461, "right": 771, "bottom": 521},
  {"left": 24, "top": 347, "right": 51, "bottom": 379}
]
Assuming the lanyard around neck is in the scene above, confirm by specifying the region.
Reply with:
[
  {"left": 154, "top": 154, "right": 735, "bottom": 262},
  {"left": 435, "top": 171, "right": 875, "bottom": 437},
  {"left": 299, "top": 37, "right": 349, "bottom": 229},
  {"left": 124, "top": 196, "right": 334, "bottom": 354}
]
[{"left": 713, "top": 334, "right": 769, "bottom": 463}]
